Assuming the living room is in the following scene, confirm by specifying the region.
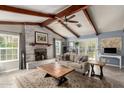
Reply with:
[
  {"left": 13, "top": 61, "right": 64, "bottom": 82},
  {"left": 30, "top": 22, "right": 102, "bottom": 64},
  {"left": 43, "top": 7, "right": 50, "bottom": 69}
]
[{"left": 0, "top": 4, "right": 124, "bottom": 88}]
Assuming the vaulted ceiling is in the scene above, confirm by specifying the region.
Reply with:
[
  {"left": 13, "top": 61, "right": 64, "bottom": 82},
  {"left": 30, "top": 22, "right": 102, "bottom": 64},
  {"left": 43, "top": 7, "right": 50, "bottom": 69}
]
[{"left": 0, "top": 5, "right": 124, "bottom": 39}]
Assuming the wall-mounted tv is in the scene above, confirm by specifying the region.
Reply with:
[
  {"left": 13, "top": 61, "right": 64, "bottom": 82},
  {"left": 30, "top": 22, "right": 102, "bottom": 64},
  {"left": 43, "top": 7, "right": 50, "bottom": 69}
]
[{"left": 104, "top": 48, "right": 117, "bottom": 54}]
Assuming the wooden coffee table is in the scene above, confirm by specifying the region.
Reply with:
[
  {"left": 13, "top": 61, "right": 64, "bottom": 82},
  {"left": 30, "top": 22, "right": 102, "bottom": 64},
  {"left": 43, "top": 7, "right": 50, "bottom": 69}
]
[
  {"left": 37, "top": 63, "right": 74, "bottom": 86},
  {"left": 88, "top": 61, "right": 106, "bottom": 79}
]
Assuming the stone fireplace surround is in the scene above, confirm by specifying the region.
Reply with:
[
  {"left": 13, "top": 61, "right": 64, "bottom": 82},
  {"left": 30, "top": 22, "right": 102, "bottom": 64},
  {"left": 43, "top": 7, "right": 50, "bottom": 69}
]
[{"left": 25, "top": 25, "right": 65, "bottom": 63}]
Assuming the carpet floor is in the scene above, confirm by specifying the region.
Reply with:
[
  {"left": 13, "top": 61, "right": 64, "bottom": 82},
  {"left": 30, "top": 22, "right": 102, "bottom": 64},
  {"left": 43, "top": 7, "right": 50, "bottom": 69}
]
[{"left": 15, "top": 69, "right": 123, "bottom": 88}]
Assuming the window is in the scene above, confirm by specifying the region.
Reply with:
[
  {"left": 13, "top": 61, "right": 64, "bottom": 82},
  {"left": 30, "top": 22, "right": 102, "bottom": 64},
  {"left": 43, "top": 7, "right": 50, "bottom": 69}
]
[
  {"left": 79, "top": 38, "right": 98, "bottom": 60},
  {"left": 55, "top": 40, "right": 62, "bottom": 56},
  {"left": 0, "top": 34, "right": 19, "bottom": 62},
  {"left": 68, "top": 41, "right": 75, "bottom": 52},
  {"left": 69, "top": 42, "right": 74, "bottom": 48}
]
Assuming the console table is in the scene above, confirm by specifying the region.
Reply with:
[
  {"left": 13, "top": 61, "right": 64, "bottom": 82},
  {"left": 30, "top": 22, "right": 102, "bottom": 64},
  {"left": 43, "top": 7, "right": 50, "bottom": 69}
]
[{"left": 99, "top": 54, "right": 122, "bottom": 69}]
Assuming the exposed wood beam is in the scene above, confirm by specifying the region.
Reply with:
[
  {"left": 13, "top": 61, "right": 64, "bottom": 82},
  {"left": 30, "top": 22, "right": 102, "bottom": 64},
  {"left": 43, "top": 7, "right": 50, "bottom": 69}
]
[
  {"left": 0, "top": 5, "right": 55, "bottom": 18},
  {"left": 0, "top": 21, "right": 40, "bottom": 25},
  {"left": 40, "top": 5, "right": 88, "bottom": 26},
  {"left": 58, "top": 20, "right": 80, "bottom": 38},
  {"left": 83, "top": 9, "right": 99, "bottom": 35},
  {"left": 44, "top": 26, "right": 66, "bottom": 39}
]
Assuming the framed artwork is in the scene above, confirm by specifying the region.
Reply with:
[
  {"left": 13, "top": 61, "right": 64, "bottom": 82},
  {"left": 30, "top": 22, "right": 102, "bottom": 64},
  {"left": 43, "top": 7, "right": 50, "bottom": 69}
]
[{"left": 35, "top": 31, "right": 48, "bottom": 44}]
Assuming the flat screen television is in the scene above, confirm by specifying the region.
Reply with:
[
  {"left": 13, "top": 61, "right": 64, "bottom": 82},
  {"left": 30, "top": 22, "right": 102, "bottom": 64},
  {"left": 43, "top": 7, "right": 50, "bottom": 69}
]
[{"left": 104, "top": 48, "right": 117, "bottom": 54}]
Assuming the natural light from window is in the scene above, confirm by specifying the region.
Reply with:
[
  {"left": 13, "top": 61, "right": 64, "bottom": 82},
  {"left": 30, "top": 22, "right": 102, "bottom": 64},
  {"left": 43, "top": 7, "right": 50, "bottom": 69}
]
[
  {"left": 69, "top": 38, "right": 98, "bottom": 60},
  {"left": 79, "top": 38, "right": 98, "bottom": 60},
  {"left": 0, "top": 34, "right": 19, "bottom": 62}
]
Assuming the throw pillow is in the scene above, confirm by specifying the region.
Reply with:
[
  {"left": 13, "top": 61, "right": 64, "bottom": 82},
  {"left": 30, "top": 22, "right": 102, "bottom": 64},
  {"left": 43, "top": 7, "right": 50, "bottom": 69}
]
[
  {"left": 79, "top": 56, "right": 88, "bottom": 63},
  {"left": 62, "top": 55, "right": 64, "bottom": 60},
  {"left": 72, "top": 54, "right": 76, "bottom": 62},
  {"left": 83, "top": 56, "right": 88, "bottom": 62},
  {"left": 76, "top": 55, "right": 82, "bottom": 63},
  {"left": 65, "top": 54, "right": 70, "bottom": 61},
  {"left": 70, "top": 53, "right": 74, "bottom": 62},
  {"left": 63, "top": 53, "right": 69, "bottom": 60},
  {"left": 79, "top": 56, "right": 84, "bottom": 62},
  {"left": 73, "top": 55, "right": 79, "bottom": 62},
  {"left": 70, "top": 53, "right": 77, "bottom": 62}
]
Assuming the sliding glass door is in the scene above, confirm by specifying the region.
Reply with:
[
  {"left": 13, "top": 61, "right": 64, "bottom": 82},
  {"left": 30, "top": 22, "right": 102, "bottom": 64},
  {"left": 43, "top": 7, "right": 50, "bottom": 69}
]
[
  {"left": 68, "top": 38, "right": 98, "bottom": 60},
  {"left": 79, "top": 38, "right": 98, "bottom": 60}
]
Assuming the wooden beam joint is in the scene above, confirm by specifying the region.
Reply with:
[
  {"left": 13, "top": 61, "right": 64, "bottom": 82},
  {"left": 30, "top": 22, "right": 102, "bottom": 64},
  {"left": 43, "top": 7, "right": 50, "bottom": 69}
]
[
  {"left": 58, "top": 20, "right": 80, "bottom": 38},
  {"left": 40, "top": 5, "right": 89, "bottom": 26},
  {"left": 42, "top": 25, "right": 66, "bottom": 39}
]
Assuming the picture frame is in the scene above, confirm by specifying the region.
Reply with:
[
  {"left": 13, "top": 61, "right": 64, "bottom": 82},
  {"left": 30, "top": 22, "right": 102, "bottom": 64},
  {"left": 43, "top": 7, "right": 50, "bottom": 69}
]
[{"left": 35, "top": 31, "right": 48, "bottom": 44}]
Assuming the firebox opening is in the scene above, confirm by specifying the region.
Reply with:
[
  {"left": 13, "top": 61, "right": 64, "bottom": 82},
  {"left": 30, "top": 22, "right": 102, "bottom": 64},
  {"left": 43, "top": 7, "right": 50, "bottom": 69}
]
[{"left": 34, "top": 48, "right": 47, "bottom": 61}]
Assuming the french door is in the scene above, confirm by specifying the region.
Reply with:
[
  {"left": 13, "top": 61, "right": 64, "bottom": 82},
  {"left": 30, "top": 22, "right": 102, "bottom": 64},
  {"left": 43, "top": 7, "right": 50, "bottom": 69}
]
[{"left": 55, "top": 40, "right": 62, "bottom": 57}]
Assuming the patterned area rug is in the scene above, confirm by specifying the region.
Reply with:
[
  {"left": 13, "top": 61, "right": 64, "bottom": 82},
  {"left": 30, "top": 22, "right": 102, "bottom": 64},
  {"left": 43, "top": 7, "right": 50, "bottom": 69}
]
[{"left": 15, "top": 69, "right": 115, "bottom": 88}]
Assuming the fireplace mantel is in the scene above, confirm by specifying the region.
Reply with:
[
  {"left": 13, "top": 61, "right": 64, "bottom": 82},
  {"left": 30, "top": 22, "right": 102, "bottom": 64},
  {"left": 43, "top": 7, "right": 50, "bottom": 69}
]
[{"left": 29, "top": 43, "right": 52, "bottom": 46}]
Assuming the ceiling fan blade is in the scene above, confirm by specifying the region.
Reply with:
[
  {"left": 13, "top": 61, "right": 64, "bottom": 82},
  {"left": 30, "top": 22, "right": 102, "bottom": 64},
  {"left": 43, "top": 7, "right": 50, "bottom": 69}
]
[
  {"left": 67, "top": 20, "right": 79, "bottom": 23},
  {"left": 67, "top": 15, "right": 76, "bottom": 20},
  {"left": 64, "top": 16, "right": 68, "bottom": 22}
]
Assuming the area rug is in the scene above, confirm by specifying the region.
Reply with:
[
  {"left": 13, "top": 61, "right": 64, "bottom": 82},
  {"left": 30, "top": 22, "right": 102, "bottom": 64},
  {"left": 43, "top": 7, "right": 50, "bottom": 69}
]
[{"left": 14, "top": 69, "right": 118, "bottom": 88}]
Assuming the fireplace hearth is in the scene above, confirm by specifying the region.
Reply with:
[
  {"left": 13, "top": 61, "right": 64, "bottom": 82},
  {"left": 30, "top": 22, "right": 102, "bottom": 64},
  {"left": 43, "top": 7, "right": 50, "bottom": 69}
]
[{"left": 34, "top": 48, "right": 47, "bottom": 61}]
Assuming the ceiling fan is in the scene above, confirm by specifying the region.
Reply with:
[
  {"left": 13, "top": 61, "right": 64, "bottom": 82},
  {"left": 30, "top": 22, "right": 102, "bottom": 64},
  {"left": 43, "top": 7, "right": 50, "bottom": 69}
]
[{"left": 56, "top": 15, "right": 82, "bottom": 27}]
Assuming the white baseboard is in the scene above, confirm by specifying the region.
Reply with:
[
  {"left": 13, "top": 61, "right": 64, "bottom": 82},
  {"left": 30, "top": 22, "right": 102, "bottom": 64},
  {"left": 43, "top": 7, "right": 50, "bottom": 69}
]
[
  {"left": 106, "top": 64, "right": 124, "bottom": 68},
  {"left": 0, "top": 68, "right": 19, "bottom": 73}
]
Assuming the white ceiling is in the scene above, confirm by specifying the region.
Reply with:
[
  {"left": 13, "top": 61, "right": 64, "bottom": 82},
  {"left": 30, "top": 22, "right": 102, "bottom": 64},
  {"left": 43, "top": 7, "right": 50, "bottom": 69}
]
[
  {"left": 48, "top": 5, "right": 124, "bottom": 37},
  {"left": 11, "top": 5, "right": 69, "bottom": 14},
  {"left": 66, "top": 10, "right": 95, "bottom": 36},
  {"left": 88, "top": 5, "right": 124, "bottom": 32},
  {"left": 0, "top": 10, "right": 48, "bottom": 22},
  {"left": 0, "top": 5, "right": 124, "bottom": 38},
  {"left": 48, "top": 10, "right": 96, "bottom": 37},
  {"left": 48, "top": 21, "right": 75, "bottom": 37},
  {"left": 0, "top": 5, "right": 69, "bottom": 22}
]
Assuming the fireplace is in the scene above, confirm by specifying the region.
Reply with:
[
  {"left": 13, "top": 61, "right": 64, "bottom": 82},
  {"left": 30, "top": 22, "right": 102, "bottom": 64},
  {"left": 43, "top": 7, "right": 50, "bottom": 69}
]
[{"left": 34, "top": 48, "right": 47, "bottom": 61}]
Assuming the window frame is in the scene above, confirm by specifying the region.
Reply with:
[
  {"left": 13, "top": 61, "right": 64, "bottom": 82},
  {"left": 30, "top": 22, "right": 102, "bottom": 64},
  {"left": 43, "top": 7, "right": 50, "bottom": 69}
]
[
  {"left": 0, "top": 33, "right": 20, "bottom": 63},
  {"left": 79, "top": 38, "right": 98, "bottom": 60},
  {"left": 55, "top": 40, "right": 62, "bottom": 56},
  {"left": 69, "top": 38, "right": 98, "bottom": 60}
]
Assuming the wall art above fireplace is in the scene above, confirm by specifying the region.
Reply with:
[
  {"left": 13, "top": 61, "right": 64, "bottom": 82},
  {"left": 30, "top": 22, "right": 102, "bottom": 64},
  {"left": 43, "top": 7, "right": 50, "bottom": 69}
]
[
  {"left": 29, "top": 31, "right": 52, "bottom": 46},
  {"left": 35, "top": 31, "right": 48, "bottom": 44}
]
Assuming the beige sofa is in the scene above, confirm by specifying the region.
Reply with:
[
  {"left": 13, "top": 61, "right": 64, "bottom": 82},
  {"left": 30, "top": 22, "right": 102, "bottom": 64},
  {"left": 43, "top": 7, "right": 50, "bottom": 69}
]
[{"left": 57, "top": 52, "right": 90, "bottom": 75}]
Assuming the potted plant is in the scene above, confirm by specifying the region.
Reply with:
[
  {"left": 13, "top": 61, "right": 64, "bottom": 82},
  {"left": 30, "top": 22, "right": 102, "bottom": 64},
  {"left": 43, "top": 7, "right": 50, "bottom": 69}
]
[{"left": 75, "top": 42, "right": 79, "bottom": 47}]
